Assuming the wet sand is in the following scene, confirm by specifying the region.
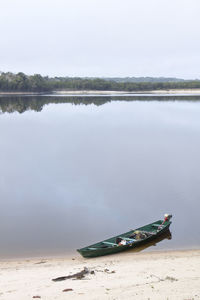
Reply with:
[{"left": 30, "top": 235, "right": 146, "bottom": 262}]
[{"left": 1, "top": 249, "right": 200, "bottom": 300}]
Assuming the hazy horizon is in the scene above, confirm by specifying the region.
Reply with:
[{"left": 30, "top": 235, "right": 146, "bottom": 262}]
[{"left": 1, "top": 0, "right": 200, "bottom": 79}]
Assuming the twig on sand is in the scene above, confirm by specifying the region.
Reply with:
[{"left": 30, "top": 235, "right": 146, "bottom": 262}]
[
  {"left": 35, "top": 261, "right": 47, "bottom": 265},
  {"left": 150, "top": 274, "right": 178, "bottom": 282},
  {"left": 62, "top": 288, "right": 73, "bottom": 292}
]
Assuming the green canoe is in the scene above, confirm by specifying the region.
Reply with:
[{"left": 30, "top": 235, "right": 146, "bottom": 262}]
[{"left": 77, "top": 215, "right": 172, "bottom": 258}]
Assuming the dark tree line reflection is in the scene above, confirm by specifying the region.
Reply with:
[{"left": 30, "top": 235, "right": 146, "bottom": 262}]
[{"left": 0, "top": 95, "right": 200, "bottom": 114}]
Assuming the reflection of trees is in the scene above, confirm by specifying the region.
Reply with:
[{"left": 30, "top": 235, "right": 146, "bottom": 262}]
[
  {"left": 0, "top": 97, "right": 44, "bottom": 113},
  {"left": 0, "top": 95, "right": 200, "bottom": 114}
]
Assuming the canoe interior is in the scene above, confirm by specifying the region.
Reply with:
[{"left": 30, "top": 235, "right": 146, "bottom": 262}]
[{"left": 77, "top": 219, "right": 171, "bottom": 258}]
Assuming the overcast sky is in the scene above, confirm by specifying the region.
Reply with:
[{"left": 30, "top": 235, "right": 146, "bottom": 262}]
[{"left": 0, "top": 0, "right": 200, "bottom": 78}]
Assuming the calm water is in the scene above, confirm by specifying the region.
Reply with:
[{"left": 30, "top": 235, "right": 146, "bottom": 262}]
[{"left": 0, "top": 95, "right": 200, "bottom": 258}]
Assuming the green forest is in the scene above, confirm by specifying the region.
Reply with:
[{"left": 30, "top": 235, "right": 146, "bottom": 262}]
[{"left": 0, "top": 72, "right": 200, "bottom": 92}]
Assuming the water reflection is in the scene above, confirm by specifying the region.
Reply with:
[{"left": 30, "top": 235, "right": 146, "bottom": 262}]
[
  {"left": 0, "top": 95, "right": 200, "bottom": 114},
  {"left": 128, "top": 229, "right": 172, "bottom": 254},
  {"left": 0, "top": 96, "right": 200, "bottom": 258}
]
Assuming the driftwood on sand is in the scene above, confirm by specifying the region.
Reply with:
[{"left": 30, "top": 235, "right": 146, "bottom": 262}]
[{"left": 52, "top": 267, "right": 89, "bottom": 282}]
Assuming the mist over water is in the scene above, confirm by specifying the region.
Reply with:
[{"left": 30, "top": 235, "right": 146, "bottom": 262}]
[{"left": 0, "top": 95, "right": 200, "bottom": 258}]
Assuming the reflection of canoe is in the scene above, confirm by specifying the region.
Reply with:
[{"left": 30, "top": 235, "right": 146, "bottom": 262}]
[
  {"left": 77, "top": 215, "right": 172, "bottom": 258},
  {"left": 127, "top": 229, "right": 172, "bottom": 254}
]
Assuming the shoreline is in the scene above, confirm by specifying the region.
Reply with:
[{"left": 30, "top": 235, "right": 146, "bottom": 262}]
[
  {"left": 1, "top": 245, "right": 199, "bottom": 262},
  {"left": 1, "top": 88, "right": 200, "bottom": 96},
  {"left": 1, "top": 248, "right": 200, "bottom": 299},
  {"left": 53, "top": 89, "right": 200, "bottom": 95}
]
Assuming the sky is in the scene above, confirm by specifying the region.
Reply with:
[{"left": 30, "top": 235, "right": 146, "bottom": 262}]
[{"left": 0, "top": 0, "right": 200, "bottom": 78}]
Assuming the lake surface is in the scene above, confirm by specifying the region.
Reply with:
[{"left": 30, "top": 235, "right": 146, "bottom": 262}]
[{"left": 0, "top": 95, "right": 200, "bottom": 258}]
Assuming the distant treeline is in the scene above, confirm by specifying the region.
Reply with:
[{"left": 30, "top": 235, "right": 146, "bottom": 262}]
[
  {"left": 103, "top": 77, "right": 186, "bottom": 83},
  {"left": 0, "top": 72, "right": 200, "bottom": 92}
]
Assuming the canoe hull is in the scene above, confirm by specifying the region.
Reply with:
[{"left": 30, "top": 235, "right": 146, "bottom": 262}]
[{"left": 77, "top": 220, "right": 171, "bottom": 258}]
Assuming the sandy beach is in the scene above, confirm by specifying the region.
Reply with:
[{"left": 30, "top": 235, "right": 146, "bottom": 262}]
[
  {"left": 1, "top": 249, "right": 199, "bottom": 300},
  {"left": 53, "top": 89, "right": 200, "bottom": 95},
  {"left": 1, "top": 89, "right": 200, "bottom": 96}
]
